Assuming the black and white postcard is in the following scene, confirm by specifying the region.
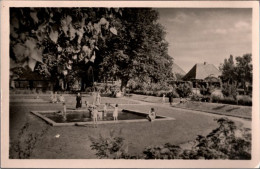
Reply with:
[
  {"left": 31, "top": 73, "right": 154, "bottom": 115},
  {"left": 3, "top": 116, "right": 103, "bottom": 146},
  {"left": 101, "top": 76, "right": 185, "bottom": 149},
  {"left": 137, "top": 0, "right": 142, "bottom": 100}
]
[{"left": 1, "top": 1, "right": 259, "bottom": 168}]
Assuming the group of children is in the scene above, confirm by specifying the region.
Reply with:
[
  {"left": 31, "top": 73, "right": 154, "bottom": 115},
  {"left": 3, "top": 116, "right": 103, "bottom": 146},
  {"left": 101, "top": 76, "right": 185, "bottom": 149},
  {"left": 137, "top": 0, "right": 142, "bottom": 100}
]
[
  {"left": 51, "top": 91, "right": 156, "bottom": 127},
  {"left": 91, "top": 103, "right": 119, "bottom": 127},
  {"left": 50, "top": 91, "right": 65, "bottom": 103}
]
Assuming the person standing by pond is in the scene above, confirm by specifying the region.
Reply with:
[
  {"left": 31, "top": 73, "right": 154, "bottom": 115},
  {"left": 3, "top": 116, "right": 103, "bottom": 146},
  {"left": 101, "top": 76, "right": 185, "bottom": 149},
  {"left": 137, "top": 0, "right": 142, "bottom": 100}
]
[
  {"left": 103, "top": 103, "right": 108, "bottom": 118},
  {"left": 76, "top": 92, "right": 82, "bottom": 109},
  {"left": 113, "top": 104, "right": 119, "bottom": 122},
  {"left": 168, "top": 92, "right": 173, "bottom": 106}
]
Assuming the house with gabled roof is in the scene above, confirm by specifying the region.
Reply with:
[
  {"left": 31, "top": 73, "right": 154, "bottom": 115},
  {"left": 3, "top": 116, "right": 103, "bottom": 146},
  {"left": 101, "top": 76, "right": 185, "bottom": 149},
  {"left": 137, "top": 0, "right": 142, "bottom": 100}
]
[
  {"left": 182, "top": 62, "right": 222, "bottom": 90},
  {"left": 182, "top": 62, "right": 221, "bottom": 81}
]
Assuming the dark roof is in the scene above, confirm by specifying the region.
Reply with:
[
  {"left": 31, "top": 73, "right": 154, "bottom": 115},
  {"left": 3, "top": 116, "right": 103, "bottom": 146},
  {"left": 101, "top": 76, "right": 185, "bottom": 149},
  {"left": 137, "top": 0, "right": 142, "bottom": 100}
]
[{"left": 182, "top": 63, "right": 221, "bottom": 80}]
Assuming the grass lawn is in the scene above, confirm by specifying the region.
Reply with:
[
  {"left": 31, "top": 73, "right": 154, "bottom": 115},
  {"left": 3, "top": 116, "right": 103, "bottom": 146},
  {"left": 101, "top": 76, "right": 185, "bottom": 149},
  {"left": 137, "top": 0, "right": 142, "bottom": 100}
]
[
  {"left": 173, "top": 101, "right": 252, "bottom": 119},
  {"left": 9, "top": 95, "right": 251, "bottom": 159}
]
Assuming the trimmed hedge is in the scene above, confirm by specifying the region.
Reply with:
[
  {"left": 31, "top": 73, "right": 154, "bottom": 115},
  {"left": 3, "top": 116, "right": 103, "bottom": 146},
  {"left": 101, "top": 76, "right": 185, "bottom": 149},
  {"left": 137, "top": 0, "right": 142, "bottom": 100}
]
[
  {"left": 211, "top": 95, "right": 252, "bottom": 106},
  {"left": 131, "top": 90, "right": 179, "bottom": 98}
]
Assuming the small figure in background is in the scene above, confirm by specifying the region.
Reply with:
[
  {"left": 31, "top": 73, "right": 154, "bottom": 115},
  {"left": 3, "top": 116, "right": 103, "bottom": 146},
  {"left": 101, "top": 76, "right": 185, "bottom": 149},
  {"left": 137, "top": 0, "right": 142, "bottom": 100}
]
[
  {"left": 51, "top": 91, "right": 57, "bottom": 103},
  {"left": 162, "top": 94, "right": 166, "bottom": 104},
  {"left": 96, "top": 92, "right": 101, "bottom": 105},
  {"left": 113, "top": 104, "right": 119, "bottom": 122},
  {"left": 168, "top": 92, "right": 173, "bottom": 105},
  {"left": 63, "top": 102, "right": 67, "bottom": 117},
  {"left": 93, "top": 106, "right": 98, "bottom": 128},
  {"left": 147, "top": 108, "right": 156, "bottom": 122},
  {"left": 62, "top": 102, "right": 67, "bottom": 121},
  {"left": 88, "top": 105, "right": 94, "bottom": 118},
  {"left": 103, "top": 103, "right": 108, "bottom": 118},
  {"left": 54, "top": 92, "right": 58, "bottom": 103},
  {"left": 50, "top": 91, "right": 54, "bottom": 102},
  {"left": 59, "top": 94, "right": 65, "bottom": 103},
  {"left": 97, "top": 110, "right": 103, "bottom": 120},
  {"left": 76, "top": 92, "right": 82, "bottom": 109},
  {"left": 85, "top": 101, "right": 89, "bottom": 108}
]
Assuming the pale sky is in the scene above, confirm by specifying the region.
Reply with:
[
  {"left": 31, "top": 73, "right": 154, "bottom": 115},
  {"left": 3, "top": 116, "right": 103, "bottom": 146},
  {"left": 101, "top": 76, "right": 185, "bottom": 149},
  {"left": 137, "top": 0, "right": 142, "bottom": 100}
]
[{"left": 157, "top": 8, "right": 252, "bottom": 72}]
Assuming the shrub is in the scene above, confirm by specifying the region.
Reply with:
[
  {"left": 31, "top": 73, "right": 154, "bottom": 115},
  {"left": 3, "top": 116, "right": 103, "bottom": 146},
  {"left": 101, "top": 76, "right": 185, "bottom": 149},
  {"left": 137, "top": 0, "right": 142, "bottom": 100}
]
[
  {"left": 176, "top": 83, "right": 192, "bottom": 98},
  {"left": 89, "top": 129, "right": 137, "bottom": 159},
  {"left": 201, "top": 96, "right": 211, "bottom": 102},
  {"left": 237, "top": 95, "right": 252, "bottom": 106},
  {"left": 222, "top": 83, "right": 237, "bottom": 98},
  {"left": 191, "top": 94, "right": 201, "bottom": 101},
  {"left": 211, "top": 95, "right": 252, "bottom": 106},
  {"left": 90, "top": 118, "right": 251, "bottom": 160},
  {"left": 155, "top": 90, "right": 169, "bottom": 97},
  {"left": 211, "top": 95, "right": 221, "bottom": 103},
  {"left": 143, "top": 143, "right": 182, "bottom": 159},
  {"left": 10, "top": 121, "right": 50, "bottom": 159},
  {"left": 219, "top": 96, "right": 236, "bottom": 104},
  {"left": 171, "top": 89, "right": 179, "bottom": 98}
]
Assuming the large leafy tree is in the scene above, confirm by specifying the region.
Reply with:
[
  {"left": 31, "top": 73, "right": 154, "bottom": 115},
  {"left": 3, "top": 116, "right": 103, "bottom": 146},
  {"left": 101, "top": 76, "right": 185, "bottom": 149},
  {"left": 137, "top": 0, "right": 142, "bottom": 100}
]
[
  {"left": 219, "top": 54, "right": 252, "bottom": 95},
  {"left": 10, "top": 7, "right": 120, "bottom": 90},
  {"left": 219, "top": 55, "right": 236, "bottom": 85},
  {"left": 234, "top": 54, "right": 252, "bottom": 93},
  {"left": 98, "top": 8, "right": 173, "bottom": 92},
  {"left": 10, "top": 8, "right": 173, "bottom": 92}
]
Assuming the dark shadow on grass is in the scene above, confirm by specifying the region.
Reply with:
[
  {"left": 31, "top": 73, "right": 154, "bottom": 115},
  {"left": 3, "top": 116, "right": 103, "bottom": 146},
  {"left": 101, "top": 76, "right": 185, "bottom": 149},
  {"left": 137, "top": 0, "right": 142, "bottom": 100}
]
[
  {"left": 75, "top": 123, "right": 96, "bottom": 128},
  {"left": 212, "top": 105, "right": 226, "bottom": 110},
  {"left": 226, "top": 107, "right": 240, "bottom": 112}
]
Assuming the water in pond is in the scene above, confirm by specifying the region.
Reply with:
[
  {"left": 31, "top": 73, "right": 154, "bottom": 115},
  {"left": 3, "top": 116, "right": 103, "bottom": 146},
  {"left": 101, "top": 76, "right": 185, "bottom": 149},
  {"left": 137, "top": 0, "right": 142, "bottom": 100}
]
[{"left": 40, "top": 111, "right": 148, "bottom": 123}]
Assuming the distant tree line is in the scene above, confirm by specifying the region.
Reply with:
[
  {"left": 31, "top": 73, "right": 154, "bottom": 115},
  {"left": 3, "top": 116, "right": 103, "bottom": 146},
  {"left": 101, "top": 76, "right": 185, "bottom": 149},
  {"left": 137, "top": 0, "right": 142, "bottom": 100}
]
[{"left": 219, "top": 54, "right": 252, "bottom": 96}]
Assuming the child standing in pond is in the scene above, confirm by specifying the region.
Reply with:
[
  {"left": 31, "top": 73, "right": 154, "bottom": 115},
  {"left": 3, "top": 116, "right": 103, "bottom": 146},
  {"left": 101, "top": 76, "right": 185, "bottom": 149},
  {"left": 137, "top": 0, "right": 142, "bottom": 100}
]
[
  {"left": 103, "top": 103, "right": 108, "bottom": 118},
  {"left": 76, "top": 93, "right": 82, "bottom": 109},
  {"left": 63, "top": 102, "right": 67, "bottom": 117},
  {"left": 59, "top": 94, "right": 65, "bottom": 103},
  {"left": 93, "top": 106, "right": 98, "bottom": 128},
  {"left": 113, "top": 104, "right": 119, "bottom": 122}
]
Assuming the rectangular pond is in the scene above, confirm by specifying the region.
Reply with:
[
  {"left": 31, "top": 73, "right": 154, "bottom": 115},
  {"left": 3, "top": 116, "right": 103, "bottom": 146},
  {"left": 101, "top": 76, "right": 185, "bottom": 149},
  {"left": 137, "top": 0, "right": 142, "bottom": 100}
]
[{"left": 31, "top": 109, "right": 175, "bottom": 126}]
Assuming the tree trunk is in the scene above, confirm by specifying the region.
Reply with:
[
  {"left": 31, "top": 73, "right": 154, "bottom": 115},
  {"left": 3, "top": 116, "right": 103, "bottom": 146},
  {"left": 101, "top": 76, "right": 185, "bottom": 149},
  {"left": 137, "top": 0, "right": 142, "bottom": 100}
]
[{"left": 120, "top": 78, "right": 129, "bottom": 95}]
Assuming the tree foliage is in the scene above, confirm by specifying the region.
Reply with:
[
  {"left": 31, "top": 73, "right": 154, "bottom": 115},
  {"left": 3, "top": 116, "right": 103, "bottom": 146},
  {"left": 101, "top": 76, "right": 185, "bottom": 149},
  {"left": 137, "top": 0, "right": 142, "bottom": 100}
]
[
  {"left": 219, "top": 55, "right": 236, "bottom": 84},
  {"left": 10, "top": 8, "right": 173, "bottom": 92},
  {"left": 99, "top": 8, "right": 173, "bottom": 91},
  {"left": 90, "top": 118, "right": 251, "bottom": 159},
  {"left": 219, "top": 54, "right": 252, "bottom": 95},
  {"left": 10, "top": 8, "right": 123, "bottom": 89},
  {"left": 234, "top": 54, "right": 252, "bottom": 91}
]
